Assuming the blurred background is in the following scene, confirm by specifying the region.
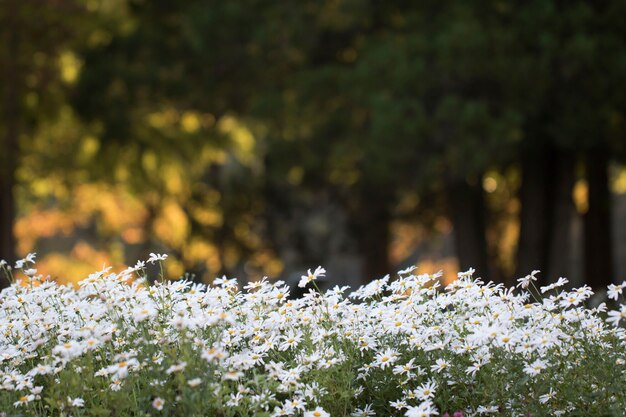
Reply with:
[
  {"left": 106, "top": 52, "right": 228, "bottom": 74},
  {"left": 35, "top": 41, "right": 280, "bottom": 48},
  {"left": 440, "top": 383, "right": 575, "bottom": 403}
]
[{"left": 1, "top": 0, "right": 625, "bottom": 291}]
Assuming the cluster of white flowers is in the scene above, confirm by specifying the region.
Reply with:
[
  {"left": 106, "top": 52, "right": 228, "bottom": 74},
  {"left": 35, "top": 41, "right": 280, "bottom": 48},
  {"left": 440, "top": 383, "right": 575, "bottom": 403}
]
[{"left": 1, "top": 254, "right": 625, "bottom": 416}]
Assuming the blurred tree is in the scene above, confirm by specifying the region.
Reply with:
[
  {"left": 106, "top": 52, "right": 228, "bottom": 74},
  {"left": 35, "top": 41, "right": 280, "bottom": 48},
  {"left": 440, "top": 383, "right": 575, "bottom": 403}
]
[
  {"left": 507, "top": 0, "right": 626, "bottom": 289},
  {"left": 0, "top": 0, "right": 86, "bottom": 288},
  {"left": 72, "top": 0, "right": 521, "bottom": 283},
  {"left": 71, "top": 0, "right": 271, "bottom": 280},
  {"left": 68, "top": 0, "right": 626, "bottom": 288},
  {"left": 0, "top": 0, "right": 20, "bottom": 285}
]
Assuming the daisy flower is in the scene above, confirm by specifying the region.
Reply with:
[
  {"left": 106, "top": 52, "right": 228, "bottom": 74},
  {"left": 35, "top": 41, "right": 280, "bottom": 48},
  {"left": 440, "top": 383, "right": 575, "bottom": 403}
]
[
  {"left": 147, "top": 253, "right": 168, "bottom": 264},
  {"left": 13, "top": 394, "right": 35, "bottom": 407},
  {"left": 152, "top": 397, "right": 165, "bottom": 411},
  {"left": 68, "top": 397, "right": 85, "bottom": 407},
  {"left": 607, "top": 305, "right": 626, "bottom": 326},
  {"left": 415, "top": 380, "right": 438, "bottom": 401},
  {"left": 373, "top": 348, "right": 398, "bottom": 369},
  {"left": 298, "top": 266, "right": 326, "bottom": 288},
  {"left": 304, "top": 406, "right": 330, "bottom": 417},
  {"left": 516, "top": 270, "right": 540, "bottom": 289},
  {"left": 607, "top": 283, "right": 624, "bottom": 301},
  {"left": 405, "top": 400, "right": 439, "bottom": 417},
  {"left": 523, "top": 359, "right": 547, "bottom": 376}
]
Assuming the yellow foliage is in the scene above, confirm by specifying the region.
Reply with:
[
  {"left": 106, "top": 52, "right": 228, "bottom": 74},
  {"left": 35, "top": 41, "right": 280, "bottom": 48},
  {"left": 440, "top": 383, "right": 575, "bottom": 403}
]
[
  {"left": 573, "top": 179, "right": 589, "bottom": 214},
  {"left": 217, "top": 115, "right": 256, "bottom": 165},
  {"left": 79, "top": 136, "right": 100, "bottom": 162},
  {"left": 200, "top": 145, "right": 227, "bottom": 164},
  {"left": 166, "top": 258, "right": 185, "bottom": 278},
  {"left": 416, "top": 258, "right": 459, "bottom": 286},
  {"left": 190, "top": 205, "right": 223, "bottom": 227},
  {"left": 142, "top": 151, "right": 158, "bottom": 174},
  {"left": 15, "top": 210, "right": 78, "bottom": 254},
  {"left": 181, "top": 111, "right": 201, "bottom": 133},
  {"left": 153, "top": 200, "right": 189, "bottom": 247},
  {"left": 59, "top": 51, "right": 82, "bottom": 84},
  {"left": 185, "top": 239, "right": 216, "bottom": 261},
  {"left": 34, "top": 243, "right": 123, "bottom": 286},
  {"left": 613, "top": 166, "right": 626, "bottom": 194}
]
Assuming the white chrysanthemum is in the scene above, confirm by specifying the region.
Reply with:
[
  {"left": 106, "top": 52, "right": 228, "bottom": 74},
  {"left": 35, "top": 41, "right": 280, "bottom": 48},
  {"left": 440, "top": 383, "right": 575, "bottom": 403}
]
[
  {"left": 298, "top": 266, "right": 326, "bottom": 288},
  {"left": 405, "top": 400, "right": 438, "bottom": 417},
  {"left": 304, "top": 406, "right": 330, "bottom": 417},
  {"left": 152, "top": 397, "right": 165, "bottom": 410}
]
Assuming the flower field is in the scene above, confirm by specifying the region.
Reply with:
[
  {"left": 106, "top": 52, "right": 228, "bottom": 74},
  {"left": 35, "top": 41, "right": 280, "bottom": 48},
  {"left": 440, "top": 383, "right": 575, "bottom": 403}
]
[{"left": 1, "top": 255, "right": 625, "bottom": 416}]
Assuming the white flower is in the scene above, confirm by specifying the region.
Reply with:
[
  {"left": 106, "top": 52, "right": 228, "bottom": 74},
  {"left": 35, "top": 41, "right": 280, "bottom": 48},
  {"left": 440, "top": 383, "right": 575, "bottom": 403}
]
[
  {"left": 223, "top": 370, "right": 244, "bottom": 381},
  {"left": 523, "top": 359, "right": 547, "bottom": 376},
  {"left": 398, "top": 265, "right": 418, "bottom": 275},
  {"left": 298, "top": 266, "right": 326, "bottom": 288},
  {"left": 187, "top": 378, "right": 202, "bottom": 387},
  {"left": 279, "top": 332, "right": 303, "bottom": 351},
  {"left": 390, "top": 400, "right": 408, "bottom": 410},
  {"left": 540, "top": 277, "right": 569, "bottom": 293},
  {"left": 607, "top": 305, "right": 626, "bottom": 326},
  {"left": 352, "top": 404, "right": 375, "bottom": 416},
  {"left": 152, "top": 397, "right": 165, "bottom": 411},
  {"left": 476, "top": 405, "right": 499, "bottom": 414},
  {"left": 147, "top": 253, "right": 168, "bottom": 264},
  {"left": 539, "top": 388, "right": 556, "bottom": 404},
  {"left": 607, "top": 283, "right": 624, "bottom": 301},
  {"left": 132, "top": 306, "right": 156, "bottom": 322},
  {"left": 373, "top": 348, "right": 398, "bottom": 369},
  {"left": 517, "top": 270, "right": 540, "bottom": 289},
  {"left": 304, "top": 406, "right": 330, "bottom": 417},
  {"left": 430, "top": 359, "right": 451, "bottom": 373},
  {"left": 393, "top": 358, "right": 417, "bottom": 376},
  {"left": 68, "top": 396, "right": 85, "bottom": 407},
  {"left": 14, "top": 394, "right": 35, "bottom": 407},
  {"left": 165, "top": 361, "right": 187, "bottom": 374},
  {"left": 458, "top": 267, "right": 475, "bottom": 278},
  {"left": 107, "top": 358, "right": 139, "bottom": 379},
  {"left": 414, "top": 380, "right": 437, "bottom": 400},
  {"left": 405, "top": 400, "right": 439, "bottom": 417},
  {"left": 560, "top": 287, "right": 593, "bottom": 307},
  {"left": 202, "top": 347, "right": 227, "bottom": 362}
]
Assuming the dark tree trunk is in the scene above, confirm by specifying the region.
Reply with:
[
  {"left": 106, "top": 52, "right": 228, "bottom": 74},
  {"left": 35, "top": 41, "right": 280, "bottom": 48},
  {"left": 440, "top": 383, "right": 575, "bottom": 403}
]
[
  {"left": 584, "top": 147, "right": 613, "bottom": 291},
  {"left": 447, "top": 178, "right": 490, "bottom": 281},
  {"left": 350, "top": 188, "right": 392, "bottom": 283},
  {"left": 209, "top": 163, "right": 229, "bottom": 278},
  {"left": 515, "top": 146, "right": 577, "bottom": 286},
  {"left": 545, "top": 151, "right": 576, "bottom": 283},
  {"left": 515, "top": 147, "right": 551, "bottom": 282},
  {"left": 0, "top": 0, "right": 20, "bottom": 289}
]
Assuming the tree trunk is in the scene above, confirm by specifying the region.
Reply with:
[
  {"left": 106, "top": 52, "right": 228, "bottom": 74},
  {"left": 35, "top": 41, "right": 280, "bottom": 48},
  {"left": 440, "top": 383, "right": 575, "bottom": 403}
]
[
  {"left": 349, "top": 188, "right": 392, "bottom": 283},
  {"left": 0, "top": 0, "right": 20, "bottom": 289},
  {"left": 584, "top": 147, "right": 613, "bottom": 291},
  {"left": 209, "top": 163, "right": 230, "bottom": 278},
  {"left": 515, "top": 147, "right": 551, "bottom": 283},
  {"left": 447, "top": 177, "right": 490, "bottom": 281},
  {"left": 545, "top": 150, "right": 576, "bottom": 283}
]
